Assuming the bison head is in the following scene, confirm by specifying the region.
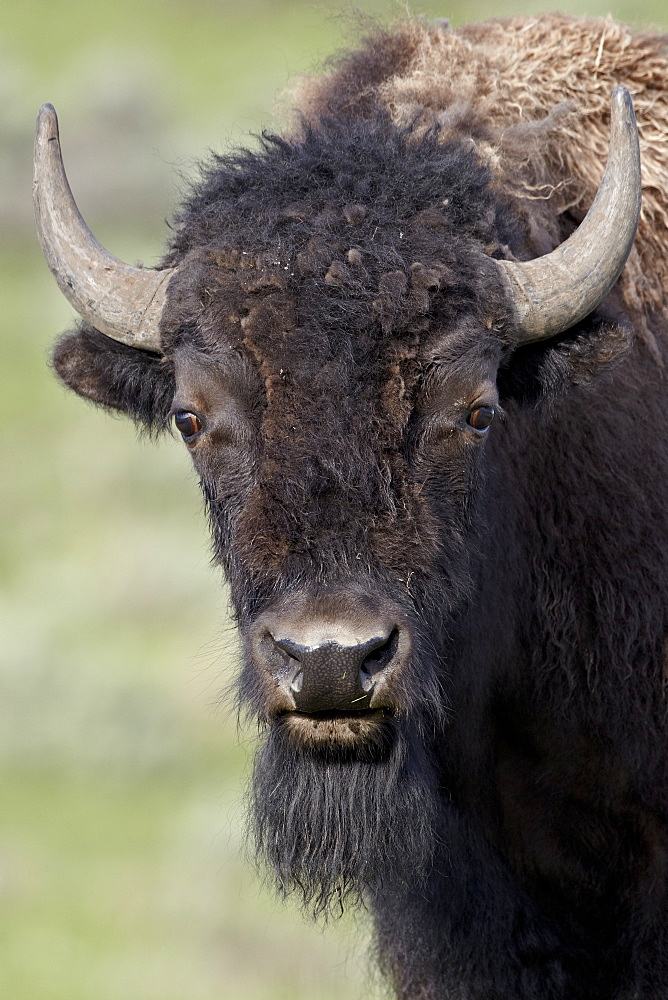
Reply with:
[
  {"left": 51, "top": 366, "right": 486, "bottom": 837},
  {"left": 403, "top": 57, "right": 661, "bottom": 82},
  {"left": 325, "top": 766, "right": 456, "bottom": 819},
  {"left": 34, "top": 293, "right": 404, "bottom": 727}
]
[{"left": 36, "top": 89, "right": 639, "bottom": 913}]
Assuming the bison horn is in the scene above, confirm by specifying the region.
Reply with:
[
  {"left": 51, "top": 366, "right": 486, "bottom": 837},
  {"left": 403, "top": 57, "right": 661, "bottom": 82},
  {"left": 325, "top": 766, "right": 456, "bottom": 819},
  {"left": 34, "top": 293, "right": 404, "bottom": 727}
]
[
  {"left": 497, "top": 86, "right": 641, "bottom": 343},
  {"left": 33, "top": 104, "right": 174, "bottom": 354}
]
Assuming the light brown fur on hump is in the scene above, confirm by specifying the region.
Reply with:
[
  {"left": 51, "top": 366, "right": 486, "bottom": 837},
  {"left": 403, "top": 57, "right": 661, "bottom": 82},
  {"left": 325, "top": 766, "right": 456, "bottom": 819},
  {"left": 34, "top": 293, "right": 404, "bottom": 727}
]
[{"left": 289, "top": 14, "right": 668, "bottom": 324}]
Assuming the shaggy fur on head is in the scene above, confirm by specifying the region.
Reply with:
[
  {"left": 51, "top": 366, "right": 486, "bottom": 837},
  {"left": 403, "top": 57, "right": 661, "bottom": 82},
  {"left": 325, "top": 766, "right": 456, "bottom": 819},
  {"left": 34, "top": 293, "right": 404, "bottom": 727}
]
[{"left": 290, "top": 14, "right": 668, "bottom": 330}]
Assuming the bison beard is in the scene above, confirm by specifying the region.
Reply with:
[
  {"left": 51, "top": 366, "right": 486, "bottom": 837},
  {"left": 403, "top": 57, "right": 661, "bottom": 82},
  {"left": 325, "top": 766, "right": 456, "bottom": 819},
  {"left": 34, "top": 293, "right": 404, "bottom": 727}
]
[{"left": 250, "top": 717, "right": 440, "bottom": 917}]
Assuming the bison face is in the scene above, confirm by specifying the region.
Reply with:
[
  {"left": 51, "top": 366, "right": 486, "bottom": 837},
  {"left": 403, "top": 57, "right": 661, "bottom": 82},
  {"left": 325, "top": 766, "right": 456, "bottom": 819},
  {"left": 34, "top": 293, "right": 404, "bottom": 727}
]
[
  {"left": 145, "top": 109, "right": 521, "bottom": 767},
  {"left": 164, "top": 276, "right": 506, "bottom": 742}
]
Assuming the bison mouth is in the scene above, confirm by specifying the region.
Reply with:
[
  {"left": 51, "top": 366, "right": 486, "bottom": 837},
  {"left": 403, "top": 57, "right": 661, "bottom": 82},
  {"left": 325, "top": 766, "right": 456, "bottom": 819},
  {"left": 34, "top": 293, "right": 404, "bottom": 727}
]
[{"left": 277, "top": 707, "right": 394, "bottom": 753}]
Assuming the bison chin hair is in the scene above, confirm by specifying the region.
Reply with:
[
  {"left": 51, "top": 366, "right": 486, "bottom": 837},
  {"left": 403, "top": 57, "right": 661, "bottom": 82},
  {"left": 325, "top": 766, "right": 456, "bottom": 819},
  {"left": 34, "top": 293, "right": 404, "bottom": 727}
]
[{"left": 249, "top": 716, "right": 440, "bottom": 918}]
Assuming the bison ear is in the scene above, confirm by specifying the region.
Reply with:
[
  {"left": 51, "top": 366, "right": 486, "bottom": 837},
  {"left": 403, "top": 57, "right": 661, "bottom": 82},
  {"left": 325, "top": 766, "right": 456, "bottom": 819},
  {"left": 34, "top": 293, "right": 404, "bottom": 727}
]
[
  {"left": 497, "top": 307, "right": 633, "bottom": 408},
  {"left": 52, "top": 324, "right": 175, "bottom": 432}
]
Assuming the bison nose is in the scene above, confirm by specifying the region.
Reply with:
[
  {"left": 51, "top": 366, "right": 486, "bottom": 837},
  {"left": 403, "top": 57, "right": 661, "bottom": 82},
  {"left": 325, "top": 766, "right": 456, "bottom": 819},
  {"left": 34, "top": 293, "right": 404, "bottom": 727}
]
[{"left": 265, "top": 627, "right": 401, "bottom": 713}]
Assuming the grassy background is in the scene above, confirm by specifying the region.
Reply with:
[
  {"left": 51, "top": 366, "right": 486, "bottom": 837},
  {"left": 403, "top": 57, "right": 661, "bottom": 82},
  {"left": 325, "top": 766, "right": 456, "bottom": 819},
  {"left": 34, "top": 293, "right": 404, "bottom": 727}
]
[{"left": 3, "top": 1, "right": 666, "bottom": 998}]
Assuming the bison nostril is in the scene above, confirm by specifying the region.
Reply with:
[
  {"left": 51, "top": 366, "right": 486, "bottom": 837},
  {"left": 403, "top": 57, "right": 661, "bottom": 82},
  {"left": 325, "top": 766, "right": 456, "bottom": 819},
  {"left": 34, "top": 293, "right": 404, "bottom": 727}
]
[
  {"left": 274, "top": 639, "right": 301, "bottom": 663},
  {"left": 270, "top": 639, "right": 305, "bottom": 693},
  {"left": 290, "top": 669, "right": 304, "bottom": 693},
  {"left": 359, "top": 628, "right": 400, "bottom": 691}
]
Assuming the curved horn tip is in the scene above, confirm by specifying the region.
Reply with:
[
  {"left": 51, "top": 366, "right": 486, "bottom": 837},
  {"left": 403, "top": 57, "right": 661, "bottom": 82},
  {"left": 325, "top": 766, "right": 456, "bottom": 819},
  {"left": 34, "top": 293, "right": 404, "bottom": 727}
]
[
  {"left": 36, "top": 103, "right": 59, "bottom": 141},
  {"left": 611, "top": 85, "right": 638, "bottom": 132},
  {"left": 611, "top": 84, "right": 633, "bottom": 111}
]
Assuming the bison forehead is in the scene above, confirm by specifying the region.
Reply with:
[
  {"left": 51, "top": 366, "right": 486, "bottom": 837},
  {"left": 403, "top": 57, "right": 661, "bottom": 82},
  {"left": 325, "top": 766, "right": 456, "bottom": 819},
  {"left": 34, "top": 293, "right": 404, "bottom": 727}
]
[{"left": 232, "top": 288, "right": 427, "bottom": 570}]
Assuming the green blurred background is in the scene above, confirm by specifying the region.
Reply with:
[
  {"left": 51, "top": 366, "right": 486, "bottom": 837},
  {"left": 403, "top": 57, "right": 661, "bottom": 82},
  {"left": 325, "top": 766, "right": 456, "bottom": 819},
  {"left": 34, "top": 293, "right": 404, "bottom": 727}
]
[{"left": 2, "top": 1, "right": 666, "bottom": 998}]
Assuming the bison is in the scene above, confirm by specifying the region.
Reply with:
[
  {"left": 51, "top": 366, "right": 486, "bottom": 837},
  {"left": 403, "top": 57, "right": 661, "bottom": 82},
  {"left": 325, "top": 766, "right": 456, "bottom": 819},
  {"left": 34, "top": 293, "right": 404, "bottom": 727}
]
[{"left": 35, "top": 13, "right": 668, "bottom": 1000}]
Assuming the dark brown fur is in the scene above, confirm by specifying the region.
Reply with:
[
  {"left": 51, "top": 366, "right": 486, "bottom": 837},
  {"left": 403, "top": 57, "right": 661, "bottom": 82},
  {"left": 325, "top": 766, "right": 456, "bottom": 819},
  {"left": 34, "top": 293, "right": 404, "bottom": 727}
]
[{"left": 51, "top": 16, "right": 668, "bottom": 1000}]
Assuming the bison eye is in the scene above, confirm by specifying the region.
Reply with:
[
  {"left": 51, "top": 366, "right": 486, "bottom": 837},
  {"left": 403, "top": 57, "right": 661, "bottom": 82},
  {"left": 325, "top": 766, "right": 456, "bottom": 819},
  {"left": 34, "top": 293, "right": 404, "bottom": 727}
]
[
  {"left": 466, "top": 406, "right": 495, "bottom": 433},
  {"left": 174, "top": 410, "right": 203, "bottom": 440}
]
